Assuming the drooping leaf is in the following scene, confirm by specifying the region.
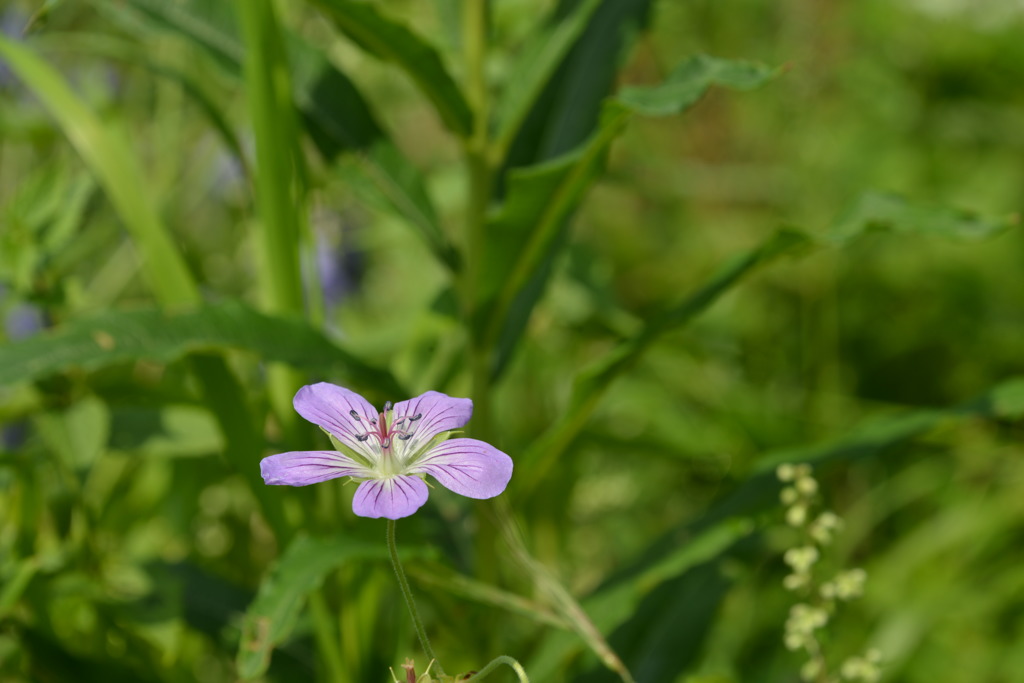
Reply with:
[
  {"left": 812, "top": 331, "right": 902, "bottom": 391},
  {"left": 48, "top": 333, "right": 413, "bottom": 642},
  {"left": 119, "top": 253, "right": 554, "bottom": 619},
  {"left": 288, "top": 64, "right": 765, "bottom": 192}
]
[
  {"left": 828, "top": 191, "right": 1017, "bottom": 244},
  {"left": 311, "top": 0, "right": 473, "bottom": 137},
  {"left": 0, "top": 302, "right": 404, "bottom": 398},
  {"left": 236, "top": 537, "right": 382, "bottom": 678}
]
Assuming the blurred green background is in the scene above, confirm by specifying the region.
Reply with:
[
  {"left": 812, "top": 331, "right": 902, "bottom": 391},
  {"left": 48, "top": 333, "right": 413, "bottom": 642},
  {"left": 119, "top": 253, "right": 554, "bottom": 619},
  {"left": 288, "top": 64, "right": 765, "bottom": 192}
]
[{"left": 1, "top": 0, "right": 1023, "bottom": 682}]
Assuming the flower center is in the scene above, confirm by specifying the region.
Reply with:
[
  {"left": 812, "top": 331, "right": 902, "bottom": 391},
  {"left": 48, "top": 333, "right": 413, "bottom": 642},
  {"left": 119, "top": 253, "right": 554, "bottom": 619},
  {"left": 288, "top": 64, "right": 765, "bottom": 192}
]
[{"left": 349, "top": 402, "right": 423, "bottom": 463}]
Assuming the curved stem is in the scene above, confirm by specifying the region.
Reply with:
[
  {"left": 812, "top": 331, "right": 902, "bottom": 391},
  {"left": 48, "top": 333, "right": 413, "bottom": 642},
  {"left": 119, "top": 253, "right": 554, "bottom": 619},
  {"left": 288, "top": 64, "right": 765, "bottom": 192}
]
[
  {"left": 387, "top": 520, "right": 444, "bottom": 677},
  {"left": 469, "top": 655, "right": 530, "bottom": 682}
]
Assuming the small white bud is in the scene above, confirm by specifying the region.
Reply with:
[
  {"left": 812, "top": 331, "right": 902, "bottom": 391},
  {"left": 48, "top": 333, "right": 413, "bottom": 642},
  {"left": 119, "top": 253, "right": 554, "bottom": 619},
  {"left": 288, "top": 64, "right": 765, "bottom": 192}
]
[
  {"left": 800, "top": 659, "right": 822, "bottom": 681},
  {"left": 777, "top": 464, "right": 797, "bottom": 482},
  {"left": 795, "top": 475, "right": 818, "bottom": 495},
  {"left": 786, "top": 504, "right": 808, "bottom": 527},
  {"left": 781, "top": 486, "right": 800, "bottom": 505}
]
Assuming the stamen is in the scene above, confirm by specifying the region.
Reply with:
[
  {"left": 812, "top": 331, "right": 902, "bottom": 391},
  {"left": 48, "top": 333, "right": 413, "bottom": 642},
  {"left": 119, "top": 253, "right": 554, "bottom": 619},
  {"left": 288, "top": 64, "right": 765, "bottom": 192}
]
[
  {"left": 349, "top": 410, "right": 361, "bottom": 420},
  {"left": 410, "top": 413, "right": 423, "bottom": 422},
  {"left": 398, "top": 434, "right": 412, "bottom": 441},
  {"left": 355, "top": 434, "right": 370, "bottom": 442},
  {"left": 381, "top": 437, "right": 391, "bottom": 448},
  {"left": 384, "top": 400, "right": 393, "bottom": 412}
]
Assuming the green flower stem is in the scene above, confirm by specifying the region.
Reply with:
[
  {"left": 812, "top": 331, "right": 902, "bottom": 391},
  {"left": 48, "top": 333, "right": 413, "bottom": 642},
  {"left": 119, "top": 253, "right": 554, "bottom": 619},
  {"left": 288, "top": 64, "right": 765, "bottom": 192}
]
[
  {"left": 469, "top": 655, "right": 530, "bottom": 682},
  {"left": 387, "top": 520, "right": 444, "bottom": 677}
]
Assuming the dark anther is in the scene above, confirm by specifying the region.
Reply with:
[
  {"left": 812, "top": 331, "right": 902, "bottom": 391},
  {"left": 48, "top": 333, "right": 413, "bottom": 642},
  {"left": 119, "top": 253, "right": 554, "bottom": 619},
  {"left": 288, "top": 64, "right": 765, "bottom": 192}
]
[
  {"left": 411, "top": 413, "right": 423, "bottom": 421},
  {"left": 356, "top": 434, "right": 369, "bottom": 442},
  {"left": 384, "top": 401, "right": 393, "bottom": 412},
  {"left": 350, "top": 410, "right": 360, "bottom": 420},
  {"left": 398, "top": 434, "right": 412, "bottom": 441},
  {"left": 381, "top": 437, "right": 391, "bottom": 448}
]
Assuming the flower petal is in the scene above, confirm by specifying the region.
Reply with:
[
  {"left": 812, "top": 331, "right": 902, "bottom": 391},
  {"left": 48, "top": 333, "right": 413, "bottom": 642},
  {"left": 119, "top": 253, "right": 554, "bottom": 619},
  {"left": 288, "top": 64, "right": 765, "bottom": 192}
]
[
  {"left": 261, "top": 450, "right": 369, "bottom": 486},
  {"left": 392, "top": 391, "right": 472, "bottom": 456},
  {"left": 409, "top": 438, "right": 513, "bottom": 500},
  {"left": 352, "top": 476, "right": 429, "bottom": 519},
  {"left": 293, "top": 383, "right": 379, "bottom": 461}
]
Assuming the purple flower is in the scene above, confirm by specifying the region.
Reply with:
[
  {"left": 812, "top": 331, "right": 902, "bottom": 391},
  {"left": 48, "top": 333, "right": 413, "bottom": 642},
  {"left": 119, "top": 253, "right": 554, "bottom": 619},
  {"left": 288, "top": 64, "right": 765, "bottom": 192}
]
[{"left": 260, "top": 383, "right": 514, "bottom": 520}]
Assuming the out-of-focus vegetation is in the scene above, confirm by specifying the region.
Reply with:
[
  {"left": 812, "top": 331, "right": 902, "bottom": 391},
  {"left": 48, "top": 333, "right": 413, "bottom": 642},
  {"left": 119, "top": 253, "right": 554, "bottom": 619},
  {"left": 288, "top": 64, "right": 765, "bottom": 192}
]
[{"left": 1, "top": 0, "right": 1023, "bottom": 682}]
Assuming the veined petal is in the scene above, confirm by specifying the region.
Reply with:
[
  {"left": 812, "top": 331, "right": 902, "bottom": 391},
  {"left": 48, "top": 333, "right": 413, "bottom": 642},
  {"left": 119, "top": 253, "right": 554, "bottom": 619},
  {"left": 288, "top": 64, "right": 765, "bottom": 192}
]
[
  {"left": 261, "top": 450, "right": 370, "bottom": 486},
  {"left": 293, "top": 383, "right": 379, "bottom": 461},
  {"left": 409, "top": 438, "right": 513, "bottom": 500},
  {"left": 352, "top": 476, "right": 429, "bottom": 519},
  {"left": 392, "top": 391, "right": 472, "bottom": 456}
]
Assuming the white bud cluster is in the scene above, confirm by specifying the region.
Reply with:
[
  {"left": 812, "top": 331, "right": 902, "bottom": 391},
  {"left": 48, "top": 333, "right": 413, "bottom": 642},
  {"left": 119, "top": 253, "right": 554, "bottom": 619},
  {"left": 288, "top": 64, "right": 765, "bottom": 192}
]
[
  {"left": 775, "top": 463, "right": 882, "bottom": 682},
  {"left": 841, "top": 649, "right": 882, "bottom": 682}
]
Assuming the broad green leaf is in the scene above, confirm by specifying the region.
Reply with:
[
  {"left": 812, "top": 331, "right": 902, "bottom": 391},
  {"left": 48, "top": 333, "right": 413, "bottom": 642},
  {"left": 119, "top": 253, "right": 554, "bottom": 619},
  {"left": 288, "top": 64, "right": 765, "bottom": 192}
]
[
  {"left": 0, "top": 35, "right": 200, "bottom": 307},
  {"left": 312, "top": 0, "right": 473, "bottom": 137},
  {"left": 526, "top": 519, "right": 751, "bottom": 679},
  {"left": 518, "top": 229, "right": 812, "bottom": 495},
  {"left": 482, "top": 55, "right": 781, "bottom": 379},
  {"left": 236, "top": 536, "right": 387, "bottom": 679},
  {"left": 828, "top": 191, "right": 1017, "bottom": 244},
  {"left": 494, "top": 0, "right": 603, "bottom": 155},
  {"left": 0, "top": 302, "right": 404, "bottom": 398}
]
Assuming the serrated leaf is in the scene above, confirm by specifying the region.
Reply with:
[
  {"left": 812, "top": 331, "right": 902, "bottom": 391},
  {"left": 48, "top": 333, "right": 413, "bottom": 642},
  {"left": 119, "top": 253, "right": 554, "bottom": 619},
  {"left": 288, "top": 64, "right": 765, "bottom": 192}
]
[
  {"left": 311, "top": 0, "right": 472, "bottom": 137},
  {"left": 828, "top": 191, "right": 1016, "bottom": 244},
  {"left": 0, "top": 302, "right": 403, "bottom": 398},
  {"left": 236, "top": 536, "right": 384, "bottom": 679}
]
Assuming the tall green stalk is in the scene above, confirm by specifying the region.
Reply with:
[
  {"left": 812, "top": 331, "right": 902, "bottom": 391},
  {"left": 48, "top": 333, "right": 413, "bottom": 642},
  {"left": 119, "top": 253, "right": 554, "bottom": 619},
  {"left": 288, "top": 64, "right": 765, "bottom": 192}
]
[{"left": 235, "top": 0, "right": 308, "bottom": 435}]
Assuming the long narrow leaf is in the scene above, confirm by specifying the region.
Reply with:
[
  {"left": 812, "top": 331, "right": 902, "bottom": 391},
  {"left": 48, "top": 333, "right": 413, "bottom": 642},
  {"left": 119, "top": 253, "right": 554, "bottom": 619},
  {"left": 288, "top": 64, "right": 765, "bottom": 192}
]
[
  {"left": 0, "top": 36, "right": 200, "bottom": 307},
  {"left": 312, "top": 0, "right": 472, "bottom": 137}
]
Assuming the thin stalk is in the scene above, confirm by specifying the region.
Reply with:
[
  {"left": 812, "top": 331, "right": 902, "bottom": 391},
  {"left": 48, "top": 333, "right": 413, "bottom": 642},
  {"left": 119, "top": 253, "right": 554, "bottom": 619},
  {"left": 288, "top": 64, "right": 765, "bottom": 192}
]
[
  {"left": 469, "top": 655, "right": 530, "bottom": 682},
  {"left": 235, "top": 0, "right": 308, "bottom": 436},
  {"left": 387, "top": 520, "right": 444, "bottom": 677}
]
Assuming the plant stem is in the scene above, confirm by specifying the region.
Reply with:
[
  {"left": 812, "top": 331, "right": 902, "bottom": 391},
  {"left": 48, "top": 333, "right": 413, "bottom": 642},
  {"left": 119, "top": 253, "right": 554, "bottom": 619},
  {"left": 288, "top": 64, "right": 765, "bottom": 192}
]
[
  {"left": 469, "top": 655, "right": 530, "bottom": 682},
  {"left": 387, "top": 520, "right": 444, "bottom": 677}
]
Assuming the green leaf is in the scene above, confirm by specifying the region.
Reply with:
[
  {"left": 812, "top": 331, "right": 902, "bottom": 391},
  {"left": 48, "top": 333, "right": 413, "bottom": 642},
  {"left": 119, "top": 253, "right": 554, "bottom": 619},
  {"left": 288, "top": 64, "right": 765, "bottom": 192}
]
[
  {"left": 311, "top": 0, "right": 473, "bottom": 137},
  {"left": 494, "top": 0, "right": 603, "bottom": 155},
  {"left": 0, "top": 35, "right": 200, "bottom": 307},
  {"left": 617, "top": 54, "right": 781, "bottom": 116},
  {"left": 828, "top": 191, "right": 1017, "bottom": 244},
  {"left": 235, "top": 536, "right": 384, "bottom": 679},
  {"left": 0, "top": 302, "right": 404, "bottom": 399},
  {"left": 518, "top": 229, "right": 812, "bottom": 495},
  {"left": 482, "top": 55, "right": 781, "bottom": 379}
]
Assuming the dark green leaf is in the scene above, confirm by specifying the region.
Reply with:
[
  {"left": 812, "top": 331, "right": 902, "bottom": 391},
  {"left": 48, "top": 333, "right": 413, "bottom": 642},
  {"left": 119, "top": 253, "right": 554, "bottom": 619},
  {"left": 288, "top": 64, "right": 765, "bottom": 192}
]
[
  {"left": 0, "top": 302, "right": 404, "bottom": 398},
  {"left": 311, "top": 0, "right": 473, "bottom": 137}
]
